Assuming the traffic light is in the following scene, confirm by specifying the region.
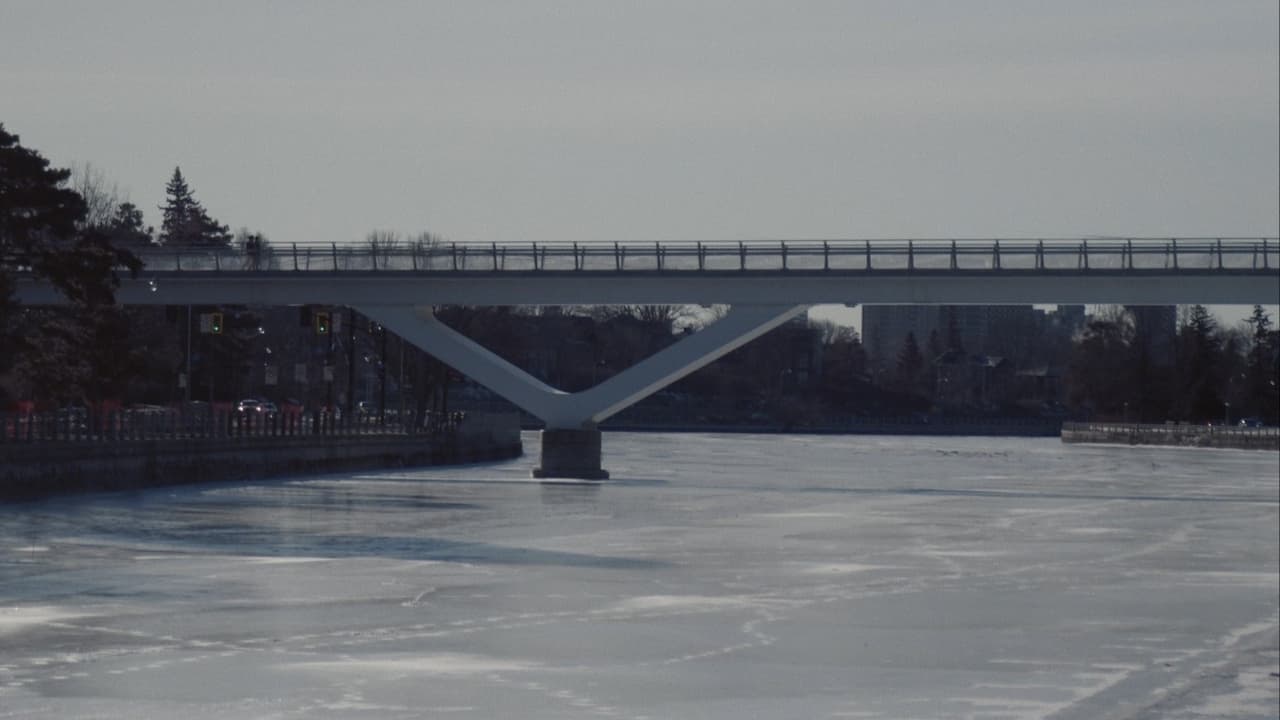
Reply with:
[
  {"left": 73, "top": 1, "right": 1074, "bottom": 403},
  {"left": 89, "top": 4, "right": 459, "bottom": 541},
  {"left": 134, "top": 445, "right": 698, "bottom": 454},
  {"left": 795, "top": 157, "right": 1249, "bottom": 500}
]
[
  {"left": 209, "top": 312, "right": 223, "bottom": 335},
  {"left": 314, "top": 311, "right": 330, "bottom": 335}
]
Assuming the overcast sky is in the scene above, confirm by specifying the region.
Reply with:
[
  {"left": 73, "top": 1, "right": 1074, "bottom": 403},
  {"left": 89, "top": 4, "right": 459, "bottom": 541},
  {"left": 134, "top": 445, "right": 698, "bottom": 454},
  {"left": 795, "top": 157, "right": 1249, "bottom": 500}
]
[
  {"left": 3, "top": 0, "right": 1277, "bottom": 248},
  {"left": 3, "top": 2, "right": 1277, "bottom": 328}
]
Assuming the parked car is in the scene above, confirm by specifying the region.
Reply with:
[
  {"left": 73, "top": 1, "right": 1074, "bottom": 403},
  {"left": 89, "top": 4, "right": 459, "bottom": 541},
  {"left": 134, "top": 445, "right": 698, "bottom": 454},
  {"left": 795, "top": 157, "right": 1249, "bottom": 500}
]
[
  {"left": 236, "top": 399, "right": 277, "bottom": 415},
  {"left": 1238, "top": 417, "right": 1265, "bottom": 428}
]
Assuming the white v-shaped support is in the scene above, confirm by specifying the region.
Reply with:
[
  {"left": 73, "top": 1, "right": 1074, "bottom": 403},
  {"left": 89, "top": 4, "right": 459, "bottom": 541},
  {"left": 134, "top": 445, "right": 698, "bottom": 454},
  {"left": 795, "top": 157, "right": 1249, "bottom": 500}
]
[{"left": 360, "top": 304, "right": 808, "bottom": 429}]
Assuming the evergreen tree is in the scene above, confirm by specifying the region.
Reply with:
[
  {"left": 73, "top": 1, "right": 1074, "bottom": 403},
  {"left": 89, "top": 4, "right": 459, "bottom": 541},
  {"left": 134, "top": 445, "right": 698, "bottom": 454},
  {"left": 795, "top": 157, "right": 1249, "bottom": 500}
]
[
  {"left": 0, "top": 125, "right": 86, "bottom": 256},
  {"left": 106, "top": 202, "right": 154, "bottom": 248},
  {"left": 925, "top": 328, "right": 944, "bottom": 396},
  {"left": 895, "top": 331, "right": 924, "bottom": 394},
  {"left": 1244, "top": 305, "right": 1279, "bottom": 421},
  {"left": 159, "top": 167, "right": 195, "bottom": 244},
  {"left": 926, "top": 329, "right": 944, "bottom": 364},
  {"left": 1066, "top": 318, "right": 1134, "bottom": 418},
  {"left": 0, "top": 124, "right": 142, "bottom": 405},
  {"left": 2, "top": 124, "right": 86, "bottom": 380},
  {"left": 1175, "top": 305, "right": 1222, "bottom": 421},
  {"left": 944, "top": 306, "right": 965, "bottom": 353},
  {"left": 158, "top": 167, "right": 230, "bottom": 247}
]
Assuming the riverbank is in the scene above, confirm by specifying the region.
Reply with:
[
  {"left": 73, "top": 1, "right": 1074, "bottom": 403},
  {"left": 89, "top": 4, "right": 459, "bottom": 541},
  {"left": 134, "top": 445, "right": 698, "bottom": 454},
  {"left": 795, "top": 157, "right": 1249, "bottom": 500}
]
[
  {"left": 599, "top": 418, "right": 1062, "bottom": 437},
  {"left": 1061, "top": 421, "right": 1279, "bottom": 450},
  {"left": 0, "top": 413, "right": 522, "bottom": 502}
]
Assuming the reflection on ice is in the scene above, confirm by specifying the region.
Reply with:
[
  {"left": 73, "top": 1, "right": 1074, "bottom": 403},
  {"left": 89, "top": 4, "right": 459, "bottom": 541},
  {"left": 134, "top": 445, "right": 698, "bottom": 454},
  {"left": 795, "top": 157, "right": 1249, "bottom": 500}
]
[
  {"left": 290, "top": 653, "right": 540, "bottom": 676},
  {"left": 0, "top": 606, "right": 83, "bottom": 633}
]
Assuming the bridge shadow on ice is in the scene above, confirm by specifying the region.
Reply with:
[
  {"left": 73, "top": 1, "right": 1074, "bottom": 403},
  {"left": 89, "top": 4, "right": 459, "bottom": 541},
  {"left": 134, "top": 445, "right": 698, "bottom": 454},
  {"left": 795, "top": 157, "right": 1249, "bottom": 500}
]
[
  {"left": 24, "top": 485, "right": 668, "bottom": 571},
  {"left": 80, "top": 521, "right": 668, "bottom": 570}
]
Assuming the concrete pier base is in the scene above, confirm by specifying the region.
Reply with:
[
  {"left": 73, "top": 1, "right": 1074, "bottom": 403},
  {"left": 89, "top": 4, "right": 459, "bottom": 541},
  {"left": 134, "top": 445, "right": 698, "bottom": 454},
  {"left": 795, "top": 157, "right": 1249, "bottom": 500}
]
[{"left": 532, "top": 428, "right": 609, "bottom": 480}]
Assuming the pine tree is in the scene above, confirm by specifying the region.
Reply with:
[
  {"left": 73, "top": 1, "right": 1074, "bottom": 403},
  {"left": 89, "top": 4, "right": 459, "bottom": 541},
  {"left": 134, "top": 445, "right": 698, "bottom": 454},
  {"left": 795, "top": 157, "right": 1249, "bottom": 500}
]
[
  {"left": 159, "top": 167, "right": 197, "bottom": 245},
  {"left": 106, "top": 202, "right": 153, "bottom": 248},
  {"left": 896, "top": 331, "right": 924, "bottom": 395},
  {"left": 1176, "top": 305, "right": 1222, "bottom": 421},
  {"left": 0, "top": 125, "right": 86, "bottom": 255},
  {"left": 1245, "top": 305, "right": 1278, "bottom": 421},
  {"left": 158, "top": 167, "right": 230, "bottom": 247},
  {"left": 1, "top": 124, "right": 87, "bottom": 384},
  {"left": 926, "top": 329, "right": 944, "bottom": 364},
  {"left": 1066, "top": 318, "right": 1133, "bottom": 417},
  {"left": 944, "top": 306, "right": 965, "bottom": 353},
  {"left": 1, "top": 124, "right": 142, "bottom": 404}
]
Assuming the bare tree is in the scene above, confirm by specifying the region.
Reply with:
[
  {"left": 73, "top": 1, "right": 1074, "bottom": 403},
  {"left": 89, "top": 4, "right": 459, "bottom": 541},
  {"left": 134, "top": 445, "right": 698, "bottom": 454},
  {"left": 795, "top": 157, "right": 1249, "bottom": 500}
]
[
  {"left": 677, "top": 304, "right": 730, "bottom": 330},
  {"left": 810, "top": 318, "right": 858, "bottom": 346},
  {"left": 367, "top": 229, "right": 400, "bottom": 252},
  {"left": 70, "top": 163, "right": 124, "bottom": 228},
  {"left": 411, "top": 231, "right": 446, "bottom": 269},
  {"left": 597, "top": 304, "right": 697, "bottom": 333},
  {"left": 366, "top": 229, "right": 402, "bottom": 268}
]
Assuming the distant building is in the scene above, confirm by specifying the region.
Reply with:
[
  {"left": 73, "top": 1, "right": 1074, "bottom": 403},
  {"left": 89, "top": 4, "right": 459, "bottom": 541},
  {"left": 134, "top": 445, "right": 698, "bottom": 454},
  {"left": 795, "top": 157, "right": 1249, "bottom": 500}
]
[
  {"left": 862, "top": 305, "right": 943, "bottom": 375},
  {"left": 863, "top": 305, "right": 1041, "bottom": 373},
  {"left": 1125, "top": 305, "right": 1177, "bottom": 367},
  {"left": 934, "top": 351, "right": 1015, "bottom": 409},
  {"left": 1054, "top": 305, "right": 1086, "bottom": 331}
]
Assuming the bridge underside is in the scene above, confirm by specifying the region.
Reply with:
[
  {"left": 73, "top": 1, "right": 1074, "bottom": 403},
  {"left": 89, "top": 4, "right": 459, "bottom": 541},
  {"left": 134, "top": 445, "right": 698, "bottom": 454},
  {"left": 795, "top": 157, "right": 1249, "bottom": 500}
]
[
  {"left": 361, "top": 304, "right": 806, "bottom": 479},
  {"left": 27, "top": 271, "right": 1277, "bottom": 308}
]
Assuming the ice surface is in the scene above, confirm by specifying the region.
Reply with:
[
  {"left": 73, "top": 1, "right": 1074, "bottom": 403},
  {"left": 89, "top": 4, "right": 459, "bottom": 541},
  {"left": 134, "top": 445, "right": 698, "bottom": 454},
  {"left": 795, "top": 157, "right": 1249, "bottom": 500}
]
[
  {"left": 0, "top": 606, "right": 82, "bottom": 633},
  {"left": 1, "top": 432, "right": 1276, "bottom": 718}
]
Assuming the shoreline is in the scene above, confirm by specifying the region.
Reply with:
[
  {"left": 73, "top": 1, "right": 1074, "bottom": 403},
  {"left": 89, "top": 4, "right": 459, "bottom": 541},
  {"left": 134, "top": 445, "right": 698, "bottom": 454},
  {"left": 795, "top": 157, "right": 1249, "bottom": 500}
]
[
  {"left": 1060, "top": 421, "right": 1279, "bottom": 451},
  {"left": 1, "top": 414, "right": 524, "bottom": 502}
]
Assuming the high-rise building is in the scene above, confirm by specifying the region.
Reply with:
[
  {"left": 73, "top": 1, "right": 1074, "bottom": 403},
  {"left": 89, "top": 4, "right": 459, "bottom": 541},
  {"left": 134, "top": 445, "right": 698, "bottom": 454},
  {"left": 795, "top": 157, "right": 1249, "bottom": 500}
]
[
  {"left": 862, "top": 305, "right": 943, "bottom": 376},
  {"left": 1126, "top": 305, "right": 1177, "bottom": 366},
  {"left": 863, "top": 305, "right": 1041, "bottom": 373}
]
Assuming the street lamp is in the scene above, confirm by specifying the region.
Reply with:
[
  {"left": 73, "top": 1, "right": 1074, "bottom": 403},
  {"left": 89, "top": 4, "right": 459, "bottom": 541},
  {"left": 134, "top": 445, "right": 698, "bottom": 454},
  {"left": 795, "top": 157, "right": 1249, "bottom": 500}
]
[{"left": 1224, "top": 401, "right": 1231, "bottom": 426}]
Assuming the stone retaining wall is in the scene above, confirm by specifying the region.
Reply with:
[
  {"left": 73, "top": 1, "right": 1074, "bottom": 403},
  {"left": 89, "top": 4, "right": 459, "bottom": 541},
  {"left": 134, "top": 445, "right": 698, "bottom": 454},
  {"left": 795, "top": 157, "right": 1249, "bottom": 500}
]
[{"left": 1, "top": 414, "right": 522, "bottom": 502}]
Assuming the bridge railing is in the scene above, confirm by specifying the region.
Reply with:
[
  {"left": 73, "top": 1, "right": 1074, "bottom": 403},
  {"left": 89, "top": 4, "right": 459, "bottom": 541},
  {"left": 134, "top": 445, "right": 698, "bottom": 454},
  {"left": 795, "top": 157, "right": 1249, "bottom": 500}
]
[{"left": 113, "top": 238, "right": 1279, "bottom": 275}]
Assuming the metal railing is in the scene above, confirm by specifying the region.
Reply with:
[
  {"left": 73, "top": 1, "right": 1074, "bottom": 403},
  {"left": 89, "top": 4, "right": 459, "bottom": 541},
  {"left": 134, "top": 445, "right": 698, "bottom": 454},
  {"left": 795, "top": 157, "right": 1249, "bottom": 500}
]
[
  {"left": 66, "top": 237, "right": 1280, "bottom": 275},
  {"left": 0, "top": 407, "right": 464, "bottom": 445},
  {"left": 1063, "top": 421, "right": 1279, "bottom": 439}
]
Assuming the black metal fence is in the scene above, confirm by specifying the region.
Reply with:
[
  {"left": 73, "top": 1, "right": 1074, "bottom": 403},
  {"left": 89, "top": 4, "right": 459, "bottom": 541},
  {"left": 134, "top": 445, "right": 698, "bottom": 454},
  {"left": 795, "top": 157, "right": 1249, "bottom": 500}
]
[
  {"left": 1062, "top": 421, "right": 1279, "bottom": 440},
  {"left": 0, "top": 407, "right": 464, "bottom": 444}
]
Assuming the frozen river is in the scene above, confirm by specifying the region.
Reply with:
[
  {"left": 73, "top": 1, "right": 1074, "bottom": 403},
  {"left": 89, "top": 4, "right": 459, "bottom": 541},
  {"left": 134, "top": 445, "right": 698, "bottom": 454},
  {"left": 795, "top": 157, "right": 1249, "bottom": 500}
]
[{"left": 2, "top": 432, "right": 1277, "bottom": 719}]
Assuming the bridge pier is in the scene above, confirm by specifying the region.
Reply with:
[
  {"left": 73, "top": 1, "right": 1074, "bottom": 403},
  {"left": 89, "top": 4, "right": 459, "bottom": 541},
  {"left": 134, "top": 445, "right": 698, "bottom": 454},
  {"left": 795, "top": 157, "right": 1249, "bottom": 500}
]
[
  {"left": 532, "top": 427, "right": 608, "bottom": 480},
  {"left": 362, "top": 303, "right": 807, "bottom": 481}
]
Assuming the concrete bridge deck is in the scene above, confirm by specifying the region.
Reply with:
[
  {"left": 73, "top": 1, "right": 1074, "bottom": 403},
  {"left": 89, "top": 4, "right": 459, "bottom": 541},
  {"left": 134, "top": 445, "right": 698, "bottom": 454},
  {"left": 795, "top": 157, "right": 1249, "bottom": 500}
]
[{"left": 15, "top": 237, "right": 1279, "bottom": 306}]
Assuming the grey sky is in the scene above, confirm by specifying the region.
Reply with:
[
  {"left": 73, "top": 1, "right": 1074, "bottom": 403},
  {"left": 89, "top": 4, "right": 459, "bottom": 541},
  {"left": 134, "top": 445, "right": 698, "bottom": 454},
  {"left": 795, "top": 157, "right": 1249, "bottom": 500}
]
[{"left": 3, "top": 0, "right": 1276, "bottom": 249}]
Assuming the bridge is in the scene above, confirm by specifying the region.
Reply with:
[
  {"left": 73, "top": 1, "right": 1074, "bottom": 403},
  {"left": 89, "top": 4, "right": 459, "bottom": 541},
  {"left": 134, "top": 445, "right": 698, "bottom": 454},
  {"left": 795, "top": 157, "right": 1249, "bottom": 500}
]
[{"left": 14, "top": 238, "right": 1280, "bottom": 479}]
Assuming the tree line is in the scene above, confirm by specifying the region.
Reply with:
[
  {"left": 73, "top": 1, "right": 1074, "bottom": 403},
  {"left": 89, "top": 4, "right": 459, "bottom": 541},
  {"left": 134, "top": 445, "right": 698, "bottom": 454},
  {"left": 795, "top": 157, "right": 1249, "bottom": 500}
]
[
  {"left": 2, "top": 123, "right": 1277, "bottom": 426},
  {"left": 1066, "top": 304, "right": 1278, "bottom": 424}
]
